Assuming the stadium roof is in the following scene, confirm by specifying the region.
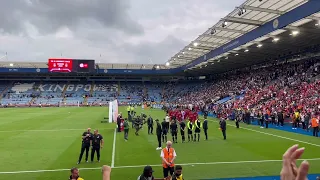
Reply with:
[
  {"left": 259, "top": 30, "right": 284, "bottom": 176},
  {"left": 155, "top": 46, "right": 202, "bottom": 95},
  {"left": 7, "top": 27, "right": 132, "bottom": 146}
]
[
  {"left": 169, "top": 0, "right": 320, "bottom": 71},
  {"left": 0, "top": 0, "right": 319, "bottom": 74}
]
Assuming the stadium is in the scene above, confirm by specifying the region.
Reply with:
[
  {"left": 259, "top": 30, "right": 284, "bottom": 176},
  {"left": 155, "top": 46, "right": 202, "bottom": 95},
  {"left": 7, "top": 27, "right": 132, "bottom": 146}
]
[{"left": 0, "top": 0, "right": 320, "bottom": 180}]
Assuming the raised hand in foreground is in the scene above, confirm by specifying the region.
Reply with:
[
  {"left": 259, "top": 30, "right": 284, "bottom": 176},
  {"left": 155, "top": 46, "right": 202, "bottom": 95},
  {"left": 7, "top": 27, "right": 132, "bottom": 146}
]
[
  {"left": 280, "top": 144, "right": 309, "bottom": 180},
  {"left": 102, "top": 165, "right": 111, "bottom": 180}
]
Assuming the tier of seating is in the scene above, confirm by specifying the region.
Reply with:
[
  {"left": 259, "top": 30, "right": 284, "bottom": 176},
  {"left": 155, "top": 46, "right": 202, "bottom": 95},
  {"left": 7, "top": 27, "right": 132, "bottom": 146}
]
[
  {"left": 35, "top": 82, "right": 65, "bottom": 105},
  {"left": 87, "top": 83, "right": 118, "bottom": 105},
  {"left": 118, "top": 82, "right": 144, "bottom": 104},
  {"left": 1, "top": 82, "right": 37, "bottom": 105},
  {"left": 0, "top": 54, "right": 319, "bottom": 109},
  {"left": 0, "top": 81, "right": 148, "bottom": 106}
]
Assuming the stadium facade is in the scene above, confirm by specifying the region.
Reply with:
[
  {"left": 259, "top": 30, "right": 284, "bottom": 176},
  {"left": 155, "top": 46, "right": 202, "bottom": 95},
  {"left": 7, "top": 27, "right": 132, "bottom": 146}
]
[{"left": 0, "top": 0, "right": 320, "bottom": 108}]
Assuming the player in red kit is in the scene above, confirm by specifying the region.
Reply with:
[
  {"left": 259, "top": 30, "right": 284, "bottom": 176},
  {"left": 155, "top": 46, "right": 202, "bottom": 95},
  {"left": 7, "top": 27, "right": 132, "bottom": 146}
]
[
  {"left": 175, "top": 110, "right": 179, "bottom": 121},
  {"left": 185, "top": 109, "right": 190, "bottom": 121},
  {"left": 176, "top": 111, "right": 182, "bottom": 122},
  {"left": 189, "top": 110, "right": 197, "bottom": 122},
  {"left": 193, "top": 111, "right": 198, "bottom": 122},
  {"left": 172, "top": 110, "right": 177, "bottom": 121}
]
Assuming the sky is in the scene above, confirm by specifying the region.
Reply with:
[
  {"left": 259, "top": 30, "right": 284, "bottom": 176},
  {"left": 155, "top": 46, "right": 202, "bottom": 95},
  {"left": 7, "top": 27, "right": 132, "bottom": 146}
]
[{"left": 0, "top": 0, "right": 241, "bottom": 64}]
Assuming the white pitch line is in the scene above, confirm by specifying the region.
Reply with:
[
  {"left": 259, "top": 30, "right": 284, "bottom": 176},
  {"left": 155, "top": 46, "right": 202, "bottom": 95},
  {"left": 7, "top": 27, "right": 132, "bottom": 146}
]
[
  {"left": 1, "top": 158, "right": 320, "bottom": 174},
  {"left": 111, "top": 128, "right": 117, "bottom": 168},
  {"left": 212, "top": 120, "right": 320, "bottom": 147},
  {"left": 0, "top": 128, "right": 114, "bottom": 133}
]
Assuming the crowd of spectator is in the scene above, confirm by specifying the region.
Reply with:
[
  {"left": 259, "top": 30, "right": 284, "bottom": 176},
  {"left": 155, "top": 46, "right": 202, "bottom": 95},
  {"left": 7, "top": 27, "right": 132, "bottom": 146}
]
[{"left": 176, "top": 58, "right": 319, "bottom": 121}]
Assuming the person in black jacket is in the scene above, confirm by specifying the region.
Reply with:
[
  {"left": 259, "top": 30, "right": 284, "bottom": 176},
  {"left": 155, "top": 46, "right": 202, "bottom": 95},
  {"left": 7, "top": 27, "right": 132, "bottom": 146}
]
[
  {"left": 245, "top": 110, "right": 251, "bottom": 124},
  {"left": 220, "top": 118, "right": 227, "bottom": 140},
  {"left": 77, "top": 128, "right": 93, "bottom": 164},
  {"left": 235, "top": 113, "right": 240, "bottom": 129},
  {"left": 277, "top": 111, "right": 284, "bottom": 127},
  {"left": 180, "top": 121, "right": 186, "bottom": 143},
  {"left": 203, "top": 116, "right": 208, "bottom": 140},
  {"left": 271, "top": 112, "right": 276, "bottom": 125},
  {"left": 147, "top": 115, "right": 154, "bottom": 135},
  {"left": 117, "top": 114, "right": 122, "bottom": 132},
  {"left": 170, "top": 120, "right": 178, "bottom": 143},
  {"left": 156, "top": 119, "right": 162, "bottom": 150},
  {"left": 161, "top": 119, "right": 168, "bottom": 143},
  {"left": 194, "top": 119, "right": 201, "bottom": 142}
]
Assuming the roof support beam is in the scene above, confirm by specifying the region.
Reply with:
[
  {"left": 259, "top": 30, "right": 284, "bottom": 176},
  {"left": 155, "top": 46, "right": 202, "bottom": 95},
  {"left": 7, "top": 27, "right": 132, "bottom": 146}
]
[
  {"left": 194, "top": 40, "right": 223, "bottom": 46},
  {"left": 186, "top": 49, "right": 207, "bottom": 53},
  {"left": 184, "top": 48, "right": 208, "bottom": 54},
  {"left": 214, "top": 27, "right": 247, "bottom": 34},
  {"left": 192, "top": 46, "right": 213, "bottom": 51},
  {"left": 222, "top": 17, "right": 263, "bottom": 26},
  {"left": 194, "top": 44, "right": 217, "bottom": 49},
  {"left": 179, "top": 55, "right": 198, "bottom": 59},
  {"left": 200, "top": 34, "right": 233, "bottom": 40},
  {"left": 183, "top": 51, "right": 202, "bottom": 56},
  {"left": 174, "top": 55, "right": 195, "bottom": 60},
  {"left": 240, "top": 5, "right": 284, "bottom": 15}
]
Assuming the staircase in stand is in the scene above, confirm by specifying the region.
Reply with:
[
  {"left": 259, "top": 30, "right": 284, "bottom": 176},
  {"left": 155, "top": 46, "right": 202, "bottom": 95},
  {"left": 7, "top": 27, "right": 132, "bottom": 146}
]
[
  {"left": 89, "top": 82, "right": 95, "bottom": 97},
  {"left": 0, "top": 82, "right": 13, "bottom": 102},
  {"left": 117, "top": 82, "right": 121, "bottom": 96},
  {"left": 29, "top": 82, "right": 42, "bottom": 105},
  {"left": 61, "top": 82, "right": 69, "bottom": 103}
]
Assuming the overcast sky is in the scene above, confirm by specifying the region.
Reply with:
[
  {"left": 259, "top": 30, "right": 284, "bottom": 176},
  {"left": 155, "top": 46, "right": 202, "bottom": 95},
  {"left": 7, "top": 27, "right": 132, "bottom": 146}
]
[{"left": 0, "top": 0, "right": 241, "bottom": 64}]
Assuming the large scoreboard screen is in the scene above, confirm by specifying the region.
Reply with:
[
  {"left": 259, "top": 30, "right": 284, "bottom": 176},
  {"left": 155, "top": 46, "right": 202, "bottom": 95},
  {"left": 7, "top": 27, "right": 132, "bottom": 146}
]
[
  {"left": 48, "top": 58, "right": 95, "bottom": 73},
  {"left": 48, "top": 59, "right": 73, "bottom": 73}
]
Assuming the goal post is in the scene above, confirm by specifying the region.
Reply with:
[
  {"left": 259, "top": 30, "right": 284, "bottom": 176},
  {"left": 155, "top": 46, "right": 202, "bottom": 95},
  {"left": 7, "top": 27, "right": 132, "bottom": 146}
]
[{"left": 108, "top": 100, "right": 118, "bottom": 123}]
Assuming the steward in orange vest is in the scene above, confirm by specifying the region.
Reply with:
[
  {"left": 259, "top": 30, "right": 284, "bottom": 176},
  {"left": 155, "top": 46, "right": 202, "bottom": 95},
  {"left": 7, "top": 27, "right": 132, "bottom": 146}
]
[
  {"left": 311, "top": 117, "right": 319, "bottom": 137},
  {"left": 161, "top": 141, "right": 177, "bottom": 178}
]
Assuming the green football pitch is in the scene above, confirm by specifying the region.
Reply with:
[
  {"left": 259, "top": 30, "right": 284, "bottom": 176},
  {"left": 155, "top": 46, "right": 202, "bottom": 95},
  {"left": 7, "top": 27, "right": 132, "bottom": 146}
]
[{"left": 0, "top": 107, "right": 319, "bottom": 180}]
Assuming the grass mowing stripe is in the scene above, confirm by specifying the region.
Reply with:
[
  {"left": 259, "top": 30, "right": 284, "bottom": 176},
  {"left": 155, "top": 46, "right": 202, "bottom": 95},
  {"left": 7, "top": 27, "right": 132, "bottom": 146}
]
[
  {"left": 1, "top": 158, "right": 320, "bottom": 174},
  {"left": 111, "top": 128, "right": 117, "bottom": 168},
  {"left": 210, "top": 120, "right": 320, "bottom": 147},
  {"left": 0, "top": 128, "right": 114, "bottom": 133}
]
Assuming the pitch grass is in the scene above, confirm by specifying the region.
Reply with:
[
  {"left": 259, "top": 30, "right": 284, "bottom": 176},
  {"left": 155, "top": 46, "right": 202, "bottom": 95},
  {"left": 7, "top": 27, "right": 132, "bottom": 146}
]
[{"left": 0, "top": 107, "right": 319, "bottom": 180}]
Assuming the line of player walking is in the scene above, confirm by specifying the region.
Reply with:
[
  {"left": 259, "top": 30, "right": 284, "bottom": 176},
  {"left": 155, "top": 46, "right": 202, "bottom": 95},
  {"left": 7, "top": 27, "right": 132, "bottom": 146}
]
[{"left": 148, "top": 114, "right": 209, "bottom": 150}]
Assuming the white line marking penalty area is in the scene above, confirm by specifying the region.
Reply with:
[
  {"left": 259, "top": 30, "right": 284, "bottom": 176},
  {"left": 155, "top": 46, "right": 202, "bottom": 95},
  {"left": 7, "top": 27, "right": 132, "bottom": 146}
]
[{"left": 1, "top": 158, "right": 320, "bottom": 174}]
